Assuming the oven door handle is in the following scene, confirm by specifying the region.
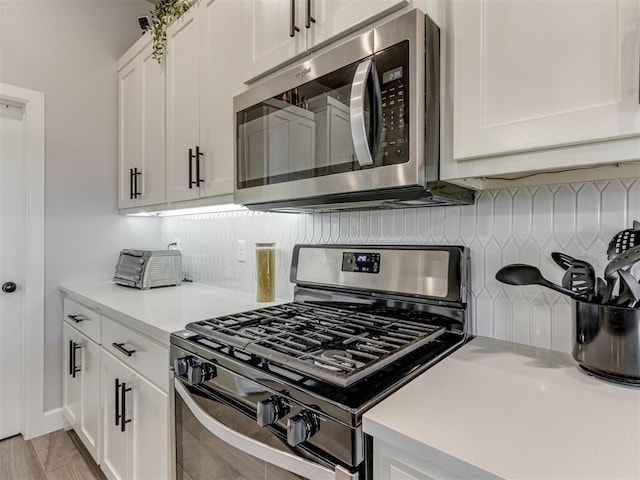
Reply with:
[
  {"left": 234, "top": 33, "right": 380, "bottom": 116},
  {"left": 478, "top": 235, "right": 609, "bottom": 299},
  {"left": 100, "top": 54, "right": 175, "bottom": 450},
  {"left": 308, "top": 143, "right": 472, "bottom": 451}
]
[
  {"left": 175, "top": 379, "right": 349, "bottom": 480},
  {"left": 349, "top": 58, "right": 382, "bottom": 168}
]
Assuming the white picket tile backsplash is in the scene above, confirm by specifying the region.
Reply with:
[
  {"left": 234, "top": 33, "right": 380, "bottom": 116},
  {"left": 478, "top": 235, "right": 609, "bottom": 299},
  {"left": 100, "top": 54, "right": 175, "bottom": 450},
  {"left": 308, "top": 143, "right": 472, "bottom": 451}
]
[{"left": 161, "top": 179, "right": 640, "bottom": 354}]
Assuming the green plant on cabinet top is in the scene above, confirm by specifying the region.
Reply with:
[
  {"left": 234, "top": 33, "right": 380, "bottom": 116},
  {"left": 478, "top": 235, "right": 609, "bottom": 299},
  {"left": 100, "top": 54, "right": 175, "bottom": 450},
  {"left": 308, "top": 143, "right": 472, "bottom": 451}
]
[{"left": 149, "top": 0, "right": 192, "bottom": 62}]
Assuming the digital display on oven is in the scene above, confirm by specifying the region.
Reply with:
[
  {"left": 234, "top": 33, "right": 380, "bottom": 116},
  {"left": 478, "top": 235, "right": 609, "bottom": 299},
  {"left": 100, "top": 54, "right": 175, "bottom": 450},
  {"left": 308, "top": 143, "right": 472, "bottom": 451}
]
[{"left": 341, "top": 252, "right": 381, "bottom": 274}]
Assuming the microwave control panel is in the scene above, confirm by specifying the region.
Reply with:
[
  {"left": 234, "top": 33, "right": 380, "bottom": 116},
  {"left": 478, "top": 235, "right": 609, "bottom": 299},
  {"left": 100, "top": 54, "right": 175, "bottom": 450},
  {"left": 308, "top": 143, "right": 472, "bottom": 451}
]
[{"left": 377, "top": 41, "right": 409, "bottom": 165}]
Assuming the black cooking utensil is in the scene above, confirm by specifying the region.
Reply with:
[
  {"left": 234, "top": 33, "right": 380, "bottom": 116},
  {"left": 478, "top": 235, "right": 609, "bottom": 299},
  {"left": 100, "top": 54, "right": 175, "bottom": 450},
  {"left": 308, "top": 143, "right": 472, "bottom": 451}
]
[
  {"left": 562, "top": 259, "right": 596, "bottom": 301},
  {"left": 595, "top": 277, "right": 607, "bottom": 302},
  {"left": 495, "top": 264, "right": 583, "bottom": 300},
  {"left": 604, "top": 244, "right": 640, "bottom": 278},
  {"left": 602, "top": 245, "right": 640, "bottom": 304},
  {"left": 551, "top": 253, "right": 596, "bottom": 301},
  {"left": 617, "top": 270, "right": 640, "bottom": 308},
  {"left": 551, "top": 252, "right": 574, "bottom": 271},
  {"left": 607, "top": 228, "right": 640, "bottom": 260}
]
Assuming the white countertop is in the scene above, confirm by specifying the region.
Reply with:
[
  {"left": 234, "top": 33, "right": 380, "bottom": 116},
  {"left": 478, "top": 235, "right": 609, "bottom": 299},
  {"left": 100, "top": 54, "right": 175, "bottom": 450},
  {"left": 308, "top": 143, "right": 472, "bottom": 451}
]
[
  {"left": 60, "top": 281, "right": 287, "bottom": 345},
  {"left": 363, "top": 336, "right": 640, "bottom": 480}
]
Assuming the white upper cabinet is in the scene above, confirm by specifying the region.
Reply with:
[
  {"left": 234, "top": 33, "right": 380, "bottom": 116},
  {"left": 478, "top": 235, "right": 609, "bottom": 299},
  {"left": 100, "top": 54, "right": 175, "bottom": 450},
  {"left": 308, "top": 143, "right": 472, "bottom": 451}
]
[
  {"left": 242, "top": 0, "right": 408, "bottom": 82},
  {"left": 166, "top": 0, "right": 242, "bottom": 203},
  {"left": 166, "top": 8, "right": 201, "bottom": 203},
  {"left": 199, "top": 0, "right": 245, "bottom": 198},
  {"left": 242, "top": 0, "right": 307, "bottom": 83},
  {"left": 307, "top": 0, "right": 408, "bottom": 47},
  {"left": 117, "top": 36, "right": 165, "bottom": 209},
  {"left": 445, "top": 0, "right": 640, "bottom": 183}
]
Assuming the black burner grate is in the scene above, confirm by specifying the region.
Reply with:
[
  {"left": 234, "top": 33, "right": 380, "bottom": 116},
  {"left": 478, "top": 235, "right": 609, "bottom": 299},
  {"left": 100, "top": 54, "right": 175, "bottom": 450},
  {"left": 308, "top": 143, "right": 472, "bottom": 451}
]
[{"left": 187, "top": 302, "right": 445, "bottom": 387}]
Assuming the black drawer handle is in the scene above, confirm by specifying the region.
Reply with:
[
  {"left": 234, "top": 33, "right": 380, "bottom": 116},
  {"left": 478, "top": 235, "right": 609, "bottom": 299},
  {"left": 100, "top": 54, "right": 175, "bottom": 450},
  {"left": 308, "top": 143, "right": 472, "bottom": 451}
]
[
  {"left": 115, "top": 378, "right": 121, "bottom": 426},
  {"left": 120, "top": 381, "right": 132, "bottom": 433},
  {"left": 72, "top": 342, "right": 81, "bottom": 378},
  {"left": 112, "top": 342, "right": 136, "bottom": 357},
  {"left": 67, "top": 314, "right": 85, "bottom": 323}
]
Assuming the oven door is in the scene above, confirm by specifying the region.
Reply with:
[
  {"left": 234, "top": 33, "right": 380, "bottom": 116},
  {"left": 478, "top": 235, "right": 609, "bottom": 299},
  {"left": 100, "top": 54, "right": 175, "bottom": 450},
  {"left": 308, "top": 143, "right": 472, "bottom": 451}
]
[{"left": 174, "top": 379, "right": 356, "bottom": 480}]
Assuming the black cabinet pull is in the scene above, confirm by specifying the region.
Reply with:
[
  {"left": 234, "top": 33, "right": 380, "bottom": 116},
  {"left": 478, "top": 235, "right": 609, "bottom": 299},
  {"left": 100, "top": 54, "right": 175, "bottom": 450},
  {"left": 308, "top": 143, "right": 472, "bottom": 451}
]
[
  {"left": 68, "top": 340, "right": 74, "bottom": 377},
  {"left": 129, "top": 168, "right": 135, "bottom": 199},
  {"left": 195, "top": 146, "right": 204, "bottom": 187},
  {"left": 120, "top": 382, "right": 132, "bottom": 433},
  {"left": 67, "top": 314, "right": 85, "bottom": 323},
  {"left": 305, "top": 0, "right": 315, "bottom": 28},
  {"left": 133, "top": 168, "right": 142, "bottom": 198},
  {"left": 72, "top": 342, "right": 81, "bottom": 378},
  {"left": 188, "top": 148, "right": 196, "bottom": 189},
  {"left": 112, "top": 342, "right": 136, "bottom": 357},
  {"left": 290, "top": 0, "right": 300, "bottom": 37},
  {"left": 115, "top": 378, "right": 121, "bottom": 426}
]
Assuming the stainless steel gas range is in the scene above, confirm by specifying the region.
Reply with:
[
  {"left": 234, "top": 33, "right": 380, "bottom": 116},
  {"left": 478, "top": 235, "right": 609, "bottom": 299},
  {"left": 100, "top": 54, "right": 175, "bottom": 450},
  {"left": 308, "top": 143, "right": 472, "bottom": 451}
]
[{"left": 170, "top": 244, "right": 471, "bottom": 480}]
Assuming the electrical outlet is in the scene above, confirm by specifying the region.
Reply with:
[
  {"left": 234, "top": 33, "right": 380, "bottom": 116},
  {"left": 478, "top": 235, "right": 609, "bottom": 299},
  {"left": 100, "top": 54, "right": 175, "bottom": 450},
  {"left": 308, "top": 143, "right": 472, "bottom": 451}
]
[
  {"left": 168, "top": 238, "right": 180, "bottom": 250},
  {"left": 237, "top": 240, "right": 246, "bottom": 262}
]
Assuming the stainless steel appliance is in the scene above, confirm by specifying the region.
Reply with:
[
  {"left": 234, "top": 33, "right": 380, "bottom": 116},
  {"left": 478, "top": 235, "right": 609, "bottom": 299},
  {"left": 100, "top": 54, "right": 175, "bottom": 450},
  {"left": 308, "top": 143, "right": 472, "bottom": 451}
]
[
  {"left": 233, "top": 9, "right": 474, "bottom": 213},
  {"left": 170, "top": 244, "right": 471, "bottom": 479},
  {"left": 573, "top": 300, "right": 640, "bottom": 385},
  {"left": 113, "top": 249, "right": 182, "bottom": 289}
]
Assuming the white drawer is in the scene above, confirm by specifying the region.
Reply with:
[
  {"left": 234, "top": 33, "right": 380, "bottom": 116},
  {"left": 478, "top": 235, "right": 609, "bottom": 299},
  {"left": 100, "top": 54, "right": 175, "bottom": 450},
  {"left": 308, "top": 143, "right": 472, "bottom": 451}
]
[
  {"left": 102, "top": 317, "right": 169, "bottom": 392},
  {"left": 63, "top": 297, "right": 101, "bottom": 344}
]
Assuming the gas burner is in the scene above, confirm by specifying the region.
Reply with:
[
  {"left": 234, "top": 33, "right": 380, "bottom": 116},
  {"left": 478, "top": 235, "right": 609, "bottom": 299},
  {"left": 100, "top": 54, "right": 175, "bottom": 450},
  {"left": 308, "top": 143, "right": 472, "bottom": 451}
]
[
  {"left": 238, "top": 326, "right": 267, "bottom": 338},
  {"left": 312, "top": 350, "right": 354, "bottom": 371},
  {"left": 321, "top": 349, "right": 353, "bottom": 361}
]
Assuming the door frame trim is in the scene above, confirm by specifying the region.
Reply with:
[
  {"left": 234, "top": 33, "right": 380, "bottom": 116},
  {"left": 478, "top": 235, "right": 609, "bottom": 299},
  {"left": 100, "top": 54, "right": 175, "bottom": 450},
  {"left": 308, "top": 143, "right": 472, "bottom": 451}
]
[{"left": 0, "top": 83, "right": 50, "bottom": 439}]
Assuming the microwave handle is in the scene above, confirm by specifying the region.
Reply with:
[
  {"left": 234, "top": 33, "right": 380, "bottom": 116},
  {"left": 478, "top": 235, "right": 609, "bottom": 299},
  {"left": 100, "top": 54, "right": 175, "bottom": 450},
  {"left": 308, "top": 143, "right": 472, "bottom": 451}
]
[
  {"left": 349, "top": 59, "right": 382, "bottom": 168},
  {"left": 174, "top": 379, "right": 347, "bottom": 480}
]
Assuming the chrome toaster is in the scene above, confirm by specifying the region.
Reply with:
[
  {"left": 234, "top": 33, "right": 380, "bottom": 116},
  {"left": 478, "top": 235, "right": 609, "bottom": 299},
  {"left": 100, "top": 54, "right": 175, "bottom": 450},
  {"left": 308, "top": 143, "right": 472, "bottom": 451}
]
[{"left": 113, "top": 249, "right": 182, "bottom": 289}]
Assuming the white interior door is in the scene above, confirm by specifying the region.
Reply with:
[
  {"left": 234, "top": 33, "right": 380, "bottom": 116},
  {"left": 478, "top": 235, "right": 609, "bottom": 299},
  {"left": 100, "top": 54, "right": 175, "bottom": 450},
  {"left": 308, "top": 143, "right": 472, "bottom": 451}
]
[{"left": 0, "top": 101, "right": 26, "bottom": 440}]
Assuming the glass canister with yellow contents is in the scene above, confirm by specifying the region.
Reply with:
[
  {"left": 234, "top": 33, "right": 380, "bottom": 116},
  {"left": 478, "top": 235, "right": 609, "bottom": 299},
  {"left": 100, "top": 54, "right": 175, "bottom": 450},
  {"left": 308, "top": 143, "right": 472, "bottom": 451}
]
[{"left": 255, "top": 243, "right": 275, "bottom": 302}]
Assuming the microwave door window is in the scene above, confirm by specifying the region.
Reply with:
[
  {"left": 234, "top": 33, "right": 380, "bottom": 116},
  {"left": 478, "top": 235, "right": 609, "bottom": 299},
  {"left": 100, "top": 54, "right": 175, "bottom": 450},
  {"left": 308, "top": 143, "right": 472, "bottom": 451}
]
[{"left": 236, "top": 59, "right": 375, "bottom": 189}]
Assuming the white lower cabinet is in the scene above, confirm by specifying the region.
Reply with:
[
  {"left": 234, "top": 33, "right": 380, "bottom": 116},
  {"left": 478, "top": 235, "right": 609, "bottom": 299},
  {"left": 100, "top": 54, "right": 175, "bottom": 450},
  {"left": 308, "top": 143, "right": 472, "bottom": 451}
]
[
  {"left": 61, "top": 294, "right": 171, "bottom": 480},
  {"left": 372, "top": 439, "right": 497, "bottom": 480},
  {"left": 62, "top": 322, "right": 101, "bottom": 463},
  {"left": 101, "top": 349, "right": 169, "bottom": 480}
]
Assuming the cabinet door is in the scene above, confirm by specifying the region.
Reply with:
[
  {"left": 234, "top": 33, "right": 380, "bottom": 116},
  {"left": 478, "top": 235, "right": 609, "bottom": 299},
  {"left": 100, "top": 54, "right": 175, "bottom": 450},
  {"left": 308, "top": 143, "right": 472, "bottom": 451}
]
[
  {"left": 101, "top": 350, "right": 131, "bottom": 480},
  {"left": 130, "top": 370, "right": 169, "bottom": 480},
  {"left": 138, "top": 45, "right": 166, "bottom": 207},
  {"left": 452, "top": 0, "right": 640, "bottom": 165},
  {"left": 242, "top": 0, "right": 307, "bottom": 82},
  {"left": 77, "top": 332, "right": 101, "bottom": 463},
  {"left": 307, "top": 0, "right": 408, "bottom": 48},
  {"left": 166, "top": 7, "right": 201, "bottom": 203},
  {"left": 118, "top": 59, "right": 142, "bottom": 209},
  {"left": 199, "top": 0, "right": 244, "bottom": 199},
  {"left": 62, "top": 323, "right": 81, "bottom": 429},
  {"left": 289, "top": 112, "right": 316, "bottom": 173}
]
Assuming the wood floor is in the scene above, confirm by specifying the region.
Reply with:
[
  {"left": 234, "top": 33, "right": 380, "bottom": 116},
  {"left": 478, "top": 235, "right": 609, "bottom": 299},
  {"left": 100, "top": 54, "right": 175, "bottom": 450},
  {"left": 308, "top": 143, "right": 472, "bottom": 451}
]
[{"left": 0, "top": 430, "right": 105, "bottom": 480}]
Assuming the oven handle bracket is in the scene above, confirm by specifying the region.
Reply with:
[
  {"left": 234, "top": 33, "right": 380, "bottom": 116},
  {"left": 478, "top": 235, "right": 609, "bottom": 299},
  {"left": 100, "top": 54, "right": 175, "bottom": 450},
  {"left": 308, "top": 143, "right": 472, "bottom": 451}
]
[{"left": 174, "top": 379, "right": 349, "bottom": 480}]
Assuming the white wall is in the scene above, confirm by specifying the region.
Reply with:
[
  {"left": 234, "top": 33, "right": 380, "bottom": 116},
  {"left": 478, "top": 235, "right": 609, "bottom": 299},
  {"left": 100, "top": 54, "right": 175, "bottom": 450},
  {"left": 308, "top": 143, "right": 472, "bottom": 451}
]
[
  {"left": 161, "top": 179, "right": 640, "bottom": 355},
  {"left": 0, "top": 0, "right": 162, "bottom": 411}
]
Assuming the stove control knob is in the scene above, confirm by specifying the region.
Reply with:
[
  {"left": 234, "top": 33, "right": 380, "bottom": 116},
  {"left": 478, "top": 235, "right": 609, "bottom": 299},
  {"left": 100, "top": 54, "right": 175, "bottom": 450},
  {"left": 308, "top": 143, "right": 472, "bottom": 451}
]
[
  {"left": 187, "top": 362, "right": 216, "bottom": 386},
  {"left": 257, "top": 396, "right": 290, "bottom": 427},
  {"left": 173, "top": 357, "right": 191, "bottom": 376},
  {"left": 286, "top": 411, "right": 320, "bottom": 447}
]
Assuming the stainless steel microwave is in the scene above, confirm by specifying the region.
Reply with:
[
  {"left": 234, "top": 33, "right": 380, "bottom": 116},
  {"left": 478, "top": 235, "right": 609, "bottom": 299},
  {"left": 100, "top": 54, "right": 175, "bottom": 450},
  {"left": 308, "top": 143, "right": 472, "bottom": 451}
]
[{"left": 233, "top": 9, "right": 474, "bottom": 213}]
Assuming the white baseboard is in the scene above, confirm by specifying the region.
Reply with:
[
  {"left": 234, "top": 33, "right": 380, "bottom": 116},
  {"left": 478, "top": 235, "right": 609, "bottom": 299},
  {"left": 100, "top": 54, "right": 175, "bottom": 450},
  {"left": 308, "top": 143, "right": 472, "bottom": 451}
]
[{"left": 24, "top": 408, "right": 64, "bottom": 440}]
